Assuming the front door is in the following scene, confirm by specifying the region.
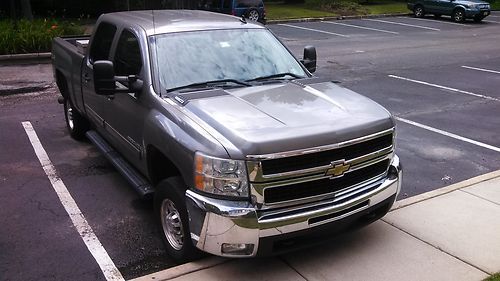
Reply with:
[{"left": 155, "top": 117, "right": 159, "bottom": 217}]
[{"left": 104, "top": 29, "right": 148, "bottom": 169}]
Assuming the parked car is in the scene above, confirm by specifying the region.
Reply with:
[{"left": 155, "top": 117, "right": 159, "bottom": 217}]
[
  {"left": 52, "top": 10, "right": 401, "bottom": 262},
  {"left": 408, "top": 0, "right": 491, "bottom": 22},
  {"left": 199, "top": 0, "right": 266, "bottom": 23}
]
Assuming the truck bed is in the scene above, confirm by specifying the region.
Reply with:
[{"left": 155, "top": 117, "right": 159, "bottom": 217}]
[{"left": 52, "top": 35, "right": 92, "bottom": 112}]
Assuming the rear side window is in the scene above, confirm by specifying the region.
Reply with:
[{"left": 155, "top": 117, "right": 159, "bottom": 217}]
[
  {"left": 114, "top": 30, "right": 143, "bottom": 77},
  {"left": 235, "top": 0, "right": 261, "bottom": 8},
  {"left": 89, "top": 22, "right": 117, "bottom": 63}
]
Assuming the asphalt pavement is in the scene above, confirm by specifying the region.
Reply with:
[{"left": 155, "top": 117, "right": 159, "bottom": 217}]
[{"left": 1, "top": 12, "right": 500, "bottom": 280}]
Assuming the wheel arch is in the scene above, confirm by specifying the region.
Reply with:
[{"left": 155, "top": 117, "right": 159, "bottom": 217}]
[
  {"left": 55, "top": 70, "right": 69, "bottom": 98},
  {"left": 146, "top": 145, "right": 184, "bottom": 187}
]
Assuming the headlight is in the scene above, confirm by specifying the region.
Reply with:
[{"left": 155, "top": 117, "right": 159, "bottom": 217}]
[
  {"left": 468, "top": 4, "right": 479, "bottom": 8},
  {"left": 194, "top": 152, "right": 249, "bottom": 198}
]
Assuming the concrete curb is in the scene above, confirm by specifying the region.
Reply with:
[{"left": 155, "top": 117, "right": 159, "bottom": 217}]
[
  {"left": 266, "top": 12, "right": 412, "bottom": 24},
  {"left": 130, "top": 170, "right": 500, "bottom": 281},
  {"left": 0, "top": 84, "right": 52, "bottom": 96},
  {"left": 0, "top": 52, "right": 51, "bottom": 64},
  {"left": 130, "top": 257, "right": 228, "bottom": 281},
  {"left": 391, "top": 170, "right": 500, "bottom": 211}
]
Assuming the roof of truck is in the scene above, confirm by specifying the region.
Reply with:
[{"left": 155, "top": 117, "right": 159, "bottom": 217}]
[{"left": 100, "top": 10, "right": 265, "bottom": 36}]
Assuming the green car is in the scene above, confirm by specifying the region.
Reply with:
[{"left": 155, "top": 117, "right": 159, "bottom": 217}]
[{"left": 408, "top": 0, "right": 491, "bottom": 22}]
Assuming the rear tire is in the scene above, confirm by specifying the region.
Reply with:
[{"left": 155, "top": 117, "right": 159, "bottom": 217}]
[
  {"left": 154, "top": 177, "right": 202, "bottom": 263},
  {"left": 413, "top": 5, "right": 425, "bottom": 18},
  {"left": 452, "top": 8, "right": 465, "bottom": 22},
  {"left": 434, "top": 14, "right": 441, "bottom": 18},
  {"left": 64, "top": 98, "right": 89, "bottom": 140},
  {"left": 246, "top": 8, "right": 260, "bottom": 21}
]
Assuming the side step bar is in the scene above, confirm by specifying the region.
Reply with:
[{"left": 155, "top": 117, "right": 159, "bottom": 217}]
[{"left": 86, "top": 130, "right": 154, "bottom": 199}]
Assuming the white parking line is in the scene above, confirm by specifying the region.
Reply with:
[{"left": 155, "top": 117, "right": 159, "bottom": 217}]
[
  {"left": 364, "top": 18, "right": 441, "bottom": 31},
  {"left": 388, "top": 74, "right": 500, "bottom": 102},
  {"left": 278, "top": 24, "right": 349, "bottom": 37},
  {"left": 395, "top": 117, "right": 500, "bottom": 153},
  {"left": 483, "top": 19, "right": 500, "bottom": 24},
  {"left": 462, "top": 65, "right": 500, "bottom": 75},
  {"left": 22, "top": 121, "right": 124, "bottom": 281},
  {"left": 321, "top": 21, "right": 399, "bottom": 34},
  {"left": 398, "top": 16, "right": 472, "bottom": 27}
]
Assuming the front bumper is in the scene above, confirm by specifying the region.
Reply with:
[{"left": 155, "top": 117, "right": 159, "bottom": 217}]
[
  {"left": 186, "top": 155, "right": 402, "bottom": 257},
  {"left": 465, "top": 8, "right": 490, "bottom": 18}
]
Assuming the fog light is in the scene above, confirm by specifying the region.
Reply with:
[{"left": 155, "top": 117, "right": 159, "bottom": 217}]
[{"left": 221, "top": 243, "right": 254, "bottom": 255}]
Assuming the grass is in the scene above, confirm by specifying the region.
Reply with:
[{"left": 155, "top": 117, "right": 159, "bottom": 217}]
[
  {"left": 266, "top": 0, "right": 409, "bottom": 20},
  {"left": 364, "top": 2, "right": 408, "bottom": 14},
  {"left": 484, "top": 273, "right": 500, "bottom": 281},
  {"left": 0, "top": 19, "right": 84, "bottom": 55},
  {"left": 266, "top": 3, "right": 337, "bottom": 19}
]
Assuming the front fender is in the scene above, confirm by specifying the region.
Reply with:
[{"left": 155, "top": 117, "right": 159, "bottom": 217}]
[{"left": 142, "top": 97, "right": 229, "bottom": 187}]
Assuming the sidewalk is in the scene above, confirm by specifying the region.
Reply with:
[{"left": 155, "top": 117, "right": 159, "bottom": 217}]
[{"left": 133, "top": 170, "right": 500, "bottom": 281}]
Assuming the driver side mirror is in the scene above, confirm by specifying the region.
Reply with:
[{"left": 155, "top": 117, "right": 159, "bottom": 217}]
[
  {"left": 93, "top": 60, "right": 144, "bottom": 95},
  {"left": 94, "top": 60, "right": 116, "bottom": 95},
  {"left": 301, "top": 45, "right": 317, "bottom": 73}
]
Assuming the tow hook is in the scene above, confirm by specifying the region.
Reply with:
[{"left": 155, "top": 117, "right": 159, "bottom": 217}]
[{"left": 57, "top": 96, "right": 65, "bottom": 104}]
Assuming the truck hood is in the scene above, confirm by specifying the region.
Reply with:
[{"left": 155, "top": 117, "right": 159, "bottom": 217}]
[{"left": 181, "top": 80, "right": 394, "bottom": 157}]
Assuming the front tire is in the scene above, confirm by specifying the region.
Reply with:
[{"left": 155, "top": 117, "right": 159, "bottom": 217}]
[
  {"left": 64, "top": 98, "right": 89, "bottom": 140},
  {"left": 154, "top": 177, "right": 202, "bottom": 263},
  {"left": 452, "top": 8, "right": 465, "bottom": 22},
  {"left": 413, "top": 5, "right": 425, "bottom": 18}
]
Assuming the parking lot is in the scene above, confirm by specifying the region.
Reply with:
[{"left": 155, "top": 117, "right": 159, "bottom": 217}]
[{"left": 1, "top": 13, "right": 500, "bottom": 280}]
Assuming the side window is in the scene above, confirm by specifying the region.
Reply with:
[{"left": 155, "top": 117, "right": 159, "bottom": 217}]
[
  {"left": 236, "top": 0, "right": 260, "bottom": 8},
  {"left": 114, "top": 30, "right": 143, "bottom": 77},
  {"left": 89, "top": 22, "right": 117, "bottom": 63},
  {"left": 222, "top": 0, "right": 231, "bottom": 9}
]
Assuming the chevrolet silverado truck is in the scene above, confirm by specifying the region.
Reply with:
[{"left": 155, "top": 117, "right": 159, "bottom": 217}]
[{"left": 52, "top": 10, "right": 402, "bottom": 262}]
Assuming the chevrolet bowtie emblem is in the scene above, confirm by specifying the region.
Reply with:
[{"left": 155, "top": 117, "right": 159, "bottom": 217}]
[{"left": 325, "top": 160, "right": 350, "bottom": 178}]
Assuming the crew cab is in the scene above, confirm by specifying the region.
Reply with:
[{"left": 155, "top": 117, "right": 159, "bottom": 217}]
[{"left": 52, "top": 10, "right": 402, "bottom": 262}]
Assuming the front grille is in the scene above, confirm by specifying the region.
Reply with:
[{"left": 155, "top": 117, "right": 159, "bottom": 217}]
[
  {"left": 264, "top": 160, "right": 389, "bottom": 204},
  {"left": 261, "top": 134, "right": 393, "bottom": 175}
]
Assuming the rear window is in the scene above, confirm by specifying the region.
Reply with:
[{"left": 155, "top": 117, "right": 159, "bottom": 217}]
[
  {"left": 89, "top": 22, "right": 117, "bottom": 63},
  {"left": 235, "top": 0, "right": 262, "bottom": 8}
]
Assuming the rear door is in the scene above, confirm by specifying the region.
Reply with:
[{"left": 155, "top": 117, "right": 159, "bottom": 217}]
[{"left": 82, "top": 22, "right": 117, "bottom": 131}]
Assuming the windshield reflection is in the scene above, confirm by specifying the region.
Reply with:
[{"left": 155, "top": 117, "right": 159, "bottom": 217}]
[{"left": 154, "top": 29, "right": 307, "bottom": 91}]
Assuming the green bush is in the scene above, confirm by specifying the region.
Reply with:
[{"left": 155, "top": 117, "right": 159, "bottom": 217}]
[
  {"left": 306, "top": 0, "right": 368, "bottom": 15},
  {"left": 0, "top": 19, "right": 84, "bottom": 55}
]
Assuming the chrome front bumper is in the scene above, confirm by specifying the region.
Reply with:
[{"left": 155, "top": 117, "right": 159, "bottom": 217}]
[{"left": 186, "top": 155, "right": 402, "bottom": 257}]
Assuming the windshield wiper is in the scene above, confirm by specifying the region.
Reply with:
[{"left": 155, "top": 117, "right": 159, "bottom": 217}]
[
  {"left": 246, "top": 72, "right": 305, "bottom": 82},
  {"left": 167, "top": 79, "right": 250, "bottom": 93}
]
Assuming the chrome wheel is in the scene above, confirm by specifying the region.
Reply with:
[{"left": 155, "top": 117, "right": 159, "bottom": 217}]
[
  {"left": 248, "top": 10, "right": 259, "bottom": 21},
  {"left": 161, "top": 199, "right": 184, "bottom": 251},
  {"left": 453, "top": 10, "right": 465, "bottom": 22},
  {"left": 414, "top": 6, "right": 424, "bottom": 17},
  {"left": 65, "top": 99, "right": 74, "bottom": 131}
]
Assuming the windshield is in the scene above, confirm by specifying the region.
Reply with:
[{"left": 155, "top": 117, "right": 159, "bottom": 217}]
[{"left": 153, "top": 29, "right": 308, "bottom": 92}]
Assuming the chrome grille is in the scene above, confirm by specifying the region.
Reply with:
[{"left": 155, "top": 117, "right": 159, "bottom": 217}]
[
  {"left": 264, "top": 160, "right": 389, "bottom": 204},
  {"left": 247, "top": 129, "right": 394, "bottom": 208},
  {"left": 261, "top": 134, "right": 393, "bottom": 175}
]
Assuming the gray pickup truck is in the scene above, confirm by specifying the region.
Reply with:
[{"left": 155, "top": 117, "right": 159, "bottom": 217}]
[{"left": 52, "top": 10, "right": 402, "bottom": 262}]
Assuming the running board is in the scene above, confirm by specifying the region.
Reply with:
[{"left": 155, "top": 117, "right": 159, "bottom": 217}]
[{"left": 86, "top": 130, "right": 154, "bottom": 199}]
